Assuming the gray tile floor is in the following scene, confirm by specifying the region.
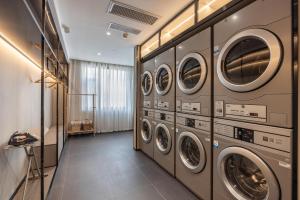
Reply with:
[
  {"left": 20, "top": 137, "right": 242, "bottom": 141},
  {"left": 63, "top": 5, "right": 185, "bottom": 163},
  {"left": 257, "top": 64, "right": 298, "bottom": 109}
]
[{"left": 48, "top": 132, "right": 199, "bottom": 200}]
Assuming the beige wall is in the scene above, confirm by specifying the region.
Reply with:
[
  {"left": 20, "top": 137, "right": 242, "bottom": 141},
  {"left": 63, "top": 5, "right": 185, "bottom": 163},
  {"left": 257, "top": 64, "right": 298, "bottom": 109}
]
[{"left": 0, "top": 37, "right": 52, "bottom": 199}]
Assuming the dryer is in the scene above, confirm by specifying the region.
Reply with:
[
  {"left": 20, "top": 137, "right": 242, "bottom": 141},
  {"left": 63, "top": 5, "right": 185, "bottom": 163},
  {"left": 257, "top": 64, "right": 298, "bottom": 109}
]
[
  {"left": 153, "top": 110, "right": 175, "bottom": 175},
  {"left": 154, "top": 47, "right": 175, "bottom": 112},
  {"left": 141, "top": 58, "right": 155, "bottom": 109},
  {"left": 213, "top": 0, "right": 293, "bottom": 128},
  {"left": 213, "top": 118, "right": 292, "bottom": 200},
  {"left": 139, "top": 108, "right": 154, "bottom": 158},
  {"left": 176, "top": 28, "right": 211, "bottom": 116},
  {"left": 176, "top": 113, "right": 211, "bottom": 200}
]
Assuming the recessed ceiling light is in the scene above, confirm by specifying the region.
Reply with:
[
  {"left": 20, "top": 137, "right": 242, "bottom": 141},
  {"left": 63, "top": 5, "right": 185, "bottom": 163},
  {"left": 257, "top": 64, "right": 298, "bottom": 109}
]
[
  {"left": 97, "top": 52, "right": 101, "bottom": 56},
  {"left": 232, "top": 15, "right": 238, "bottom": 20},
  {"left": 106, "top": 31, "right": 111, "bottom": 36}
]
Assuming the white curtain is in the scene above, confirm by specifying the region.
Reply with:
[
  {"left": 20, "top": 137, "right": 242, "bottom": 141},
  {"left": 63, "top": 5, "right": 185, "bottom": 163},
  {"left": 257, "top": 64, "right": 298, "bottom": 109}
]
[{"left": 69, "top": 59, "right": 134, "bottom": 133}]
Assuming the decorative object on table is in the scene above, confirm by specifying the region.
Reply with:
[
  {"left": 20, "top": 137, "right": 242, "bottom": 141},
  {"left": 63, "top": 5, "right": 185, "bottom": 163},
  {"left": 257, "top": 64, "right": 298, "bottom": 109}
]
[
  {"left": 83, "top": 119, "right": 93, "bottom": 131},
  {"left": 67, "top": 93, "right": 96, "bottom": 136},
  {"left": 8, "top": 131, "right": 38, "bottom": 146}
]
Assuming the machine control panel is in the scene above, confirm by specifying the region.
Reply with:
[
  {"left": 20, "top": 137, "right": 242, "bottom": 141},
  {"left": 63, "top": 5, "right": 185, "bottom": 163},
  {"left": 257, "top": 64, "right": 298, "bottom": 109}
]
[
  {"left": 143, "top": 101, "right": 151, "bottom": 108},
  {"left": 214, "top": 121, "right": 291, "bottom": 153},
  {"left": 157, "top": 101, "right": 169, "bottom": 110},
  {"left": 176, "top": 101, "right": 201, "bottom": 114},
  {"left": 176, "top": 113, "right": 210, "bottom": 132},
  {"left": 234, "top": 127, "right": 254, "bottom": 143},
  {"left": 154, "top": 111, "right": 174, "bottom": 123},
  {"left": 182, "top": 102, "right": 201, "bottom": 112},
  {"left": 225, "top": 104, "right": 267, "bottom": 122}
]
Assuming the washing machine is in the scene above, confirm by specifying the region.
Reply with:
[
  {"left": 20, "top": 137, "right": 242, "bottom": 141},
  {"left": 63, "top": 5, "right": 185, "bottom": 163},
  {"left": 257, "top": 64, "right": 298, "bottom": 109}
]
[
  {"left": 141, "top": 58, "right": 155, "bottom": 108},
  {"left": 176, "top": 113, "right": 211, "bottom": 200},
  {"left": 213, "top": 0, "right": 293, "bottom": 128},
  {"left": 139, "top": 108, "right": 154, "bottom": 158},
  {"left": 213, "top": 118, "right": 292, "bottom": 200},
  {"left": 153, "top": 110, "right": 175, "bottom": 175},
  {"left": 154, "top": 47, "right": 175, "bottom": 112},
  {"left": 176, "top": 28, "right": 211, "bottom": 116}
]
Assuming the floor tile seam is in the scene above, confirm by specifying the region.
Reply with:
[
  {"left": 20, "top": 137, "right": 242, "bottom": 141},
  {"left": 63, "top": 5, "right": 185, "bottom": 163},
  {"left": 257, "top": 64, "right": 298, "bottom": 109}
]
[{"left": 138, "top": 165, "right": 168, "bottom": 200}]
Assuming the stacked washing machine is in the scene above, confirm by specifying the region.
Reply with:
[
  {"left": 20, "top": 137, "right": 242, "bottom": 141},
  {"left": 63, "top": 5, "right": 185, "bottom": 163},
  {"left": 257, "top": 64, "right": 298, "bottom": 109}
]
[
  {"left": 212, "top": 0, "right": 293, "bottom": 199},
  {"left": 139, "top": 0, "right": 294, "bottom": 200},
  {"left": 152, "top": 48, "right": 176, "bottom": 175},
  {"left": 175, "top": 28, "right": 212, "bottom": 200},
  {"left": 140, "top": 58, "right": 155, "bottom": 158}
]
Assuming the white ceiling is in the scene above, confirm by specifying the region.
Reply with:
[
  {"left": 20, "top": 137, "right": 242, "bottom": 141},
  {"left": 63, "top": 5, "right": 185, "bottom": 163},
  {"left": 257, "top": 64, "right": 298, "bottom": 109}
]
[{"left": 50, "top": 0, "right": 192, "bottom": 66}]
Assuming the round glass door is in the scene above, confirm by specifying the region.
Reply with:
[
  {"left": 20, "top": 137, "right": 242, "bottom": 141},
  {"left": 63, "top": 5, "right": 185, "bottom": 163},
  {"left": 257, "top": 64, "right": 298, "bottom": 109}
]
[
  {"left": 177, "top": 53, "right": 207, "bottom": 94},
  {"left": 217, "top": 147, "right": 279, "bottom": 200},
  {"left": 141, "top": 71, "right": 153, "bottom": 96},
  {"left": 155, "top": 123, "right": 171, "bottom": 154},
  {"left": 178, "top": 132, "right": 206, "bottom": 173},
  {"left": 155, "top": 64, "right": 172, "bottom": 95},
  {"left": 141, "top": 119, "right": 152, "bottom": 143},
  {"left": 217, "top": 29, "right": 282, "bottom": 92}
]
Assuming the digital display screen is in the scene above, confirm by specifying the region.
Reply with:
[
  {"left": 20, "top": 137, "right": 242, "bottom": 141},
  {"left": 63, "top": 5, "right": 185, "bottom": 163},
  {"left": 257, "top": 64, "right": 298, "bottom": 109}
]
[
  {"left": 185, "top": 118, "right": 195, "bottom": 128},
  {"left": 160, "top": 113, "right": 166, "bottom": 120},
  {"left": 234, "top": 127, "right": 254, "bottom": 143}
]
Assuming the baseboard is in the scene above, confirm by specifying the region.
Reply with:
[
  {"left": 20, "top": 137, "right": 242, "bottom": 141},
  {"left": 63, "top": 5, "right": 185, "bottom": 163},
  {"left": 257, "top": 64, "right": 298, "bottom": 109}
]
[{"left": 9, "top": 175, "right": 26, "bottom": 200}]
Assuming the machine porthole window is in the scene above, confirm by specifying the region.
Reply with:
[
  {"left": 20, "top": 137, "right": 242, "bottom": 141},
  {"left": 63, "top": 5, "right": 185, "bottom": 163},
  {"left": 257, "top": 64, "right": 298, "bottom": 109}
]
[
  {"left": 141, "top": 71, "right": 153, "bottom": 96},
  {"left": 223, "top": 38, "right": 270, "bottom": 85},
  {"left": 217, "top": 147, "right": 280, "bottom": 200},
  {"left": 141, "top": 119, "right": 152, "bottom": 144},
  {"left": 177, "top": 53, "right": 207, "bottom": 94},
  {"left": 155, "top": 64, "right": 172, "bottom": 95},
  {"left": 155, "top": 123, "right": 171, "bottom": 154},
  {"left": 178, "top": 132, "right": 206, "bottom": 173},
  {"left": 225, "top": 154, "right": 268, "bottom": 200},
  {"left": 216, "top": 29, "right": 282, "bottom": 92}
]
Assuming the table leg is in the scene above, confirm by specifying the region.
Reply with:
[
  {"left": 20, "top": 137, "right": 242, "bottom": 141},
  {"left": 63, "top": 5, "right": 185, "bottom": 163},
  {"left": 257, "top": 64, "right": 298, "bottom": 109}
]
[
  {"left": 22, "top": 156, "right": 32, "bottom": 200},
  {"left": 31, "top": 146, "right": 42, "bottom": 177}
]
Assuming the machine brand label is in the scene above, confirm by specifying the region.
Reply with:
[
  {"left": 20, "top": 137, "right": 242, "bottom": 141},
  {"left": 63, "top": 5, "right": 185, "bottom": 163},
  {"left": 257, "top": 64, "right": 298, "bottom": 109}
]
[{"left": 225, "top": 104, "right": 267, "bottom": 122}]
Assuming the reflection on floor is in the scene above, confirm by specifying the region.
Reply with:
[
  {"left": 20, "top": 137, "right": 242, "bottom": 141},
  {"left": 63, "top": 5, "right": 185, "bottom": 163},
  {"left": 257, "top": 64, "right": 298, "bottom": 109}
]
[
  {"left": 48, "top": 132, "right": 199, "bottom": 200},
  {"left": 14, "top": 167, "right": 56, "bottom": 200}
]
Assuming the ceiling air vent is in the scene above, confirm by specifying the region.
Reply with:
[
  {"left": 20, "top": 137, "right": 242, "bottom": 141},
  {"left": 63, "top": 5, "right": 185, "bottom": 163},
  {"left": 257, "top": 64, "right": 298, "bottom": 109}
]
[
  {"left": 108, "top": 22, "right": 141, "bottom": 35},
  {"left": 107, "top": 0, "right": 159, "bottom": 25}
]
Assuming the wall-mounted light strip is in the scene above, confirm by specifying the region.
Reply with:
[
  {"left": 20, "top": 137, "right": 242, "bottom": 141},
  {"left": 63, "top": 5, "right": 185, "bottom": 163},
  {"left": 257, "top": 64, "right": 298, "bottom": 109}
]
[
  {"left": 46, "top": 8, "right": 57, "bottom": 35},
  {"left": 0, "top": 32, "right": 57, "bottom": 82}
]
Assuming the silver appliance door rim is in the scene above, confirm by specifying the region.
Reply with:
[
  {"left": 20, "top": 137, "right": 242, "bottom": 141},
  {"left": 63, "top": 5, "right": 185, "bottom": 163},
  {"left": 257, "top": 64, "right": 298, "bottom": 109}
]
[
  {"left": 177, "top": 52, "right": 207, "bottom": 94},
  {"left": 154, "top": 123, "right": 172, "bottom": 154},
  {"left": 178, "top": 131, "right": 206, "bottom": 173},
  {"left": 155, "top": 64, "right": 173, "bottom": 95},
  {"left": 216, "top": 29, "right": 281, "bottom": 92},
  {"left": 141, "top": 71, "right": 153, "bottom": 96},
  {"left": 141, "top": 119, "right": 152, "bottom": 144},
  {"left": 217, "top": 146, "right": 280, "bottom": 200}
]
